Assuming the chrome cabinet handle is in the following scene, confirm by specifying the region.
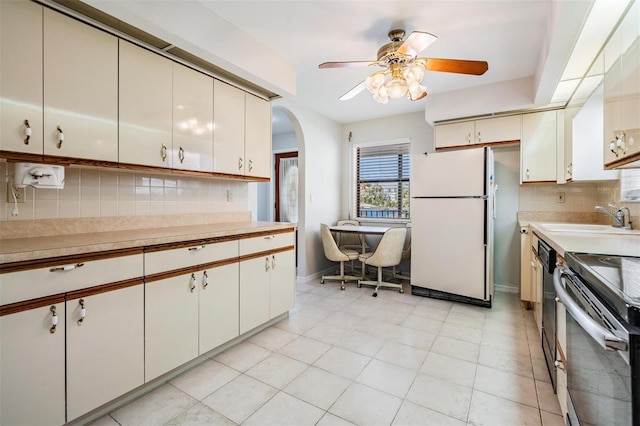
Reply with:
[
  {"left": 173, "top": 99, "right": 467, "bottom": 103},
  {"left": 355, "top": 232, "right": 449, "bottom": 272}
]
[
  {"left": 477, "top": 131, "right": 481, "bottom": 143},
  {"left": 554, "top": 267, "right": 628, "bottom": 352},
  {"left": 161, "top": 144, "right": 167, "bottom": 162},
  {"left": 24, "top": 119, "right": 31, "bottom": 145},
  {"left": 238, "top": 157, "right": 244, "bottom": 170},
  {"left": 567, "top": 162, "right": 572, "bottom": 176},
  {"left": 190, "top": 273, "right": 196, "bottom": 293},
  {"left": 554, "top": 360, "right": 566, "bottom": 372},
  {"left": 50, "top": 263, "right": 84, "bottom": 272},
  {"left": 467, "top": 133, "right": 471, "bottom": 144},
  {"left": 271, "top": 255, "right": 276, "bottom": 269},
  {"left": 265, "top": 257, "right": 270, "bottom": 272},
  {"left": 188, "top": 245, "right": 205, "bottom": 252},
  {"left": 520, "top": 229, "right": 528, "bottom": 234},
  {"left": 249, "top": 159, "right": 253, "bottom": 172},
  {"left": 178, "top": 146, "right": 185, "bottom": 163},
  {"left": 264, "top": 235, "right": 275, "bottom": 240},
  {"left": 525, "top": 169, "right": 530, "bottom": 179},
  {"left": 77, "top": 299, "right": 86, "bottom": 326},
  {"left": 202, "top": 271, "right": 209, "bottom": 290},
  {"left": 56, "top": 126, "right": 64, "bottom": 149}
]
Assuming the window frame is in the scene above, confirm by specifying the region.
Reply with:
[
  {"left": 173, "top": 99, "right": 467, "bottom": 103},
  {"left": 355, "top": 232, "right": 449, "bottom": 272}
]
[{"left": 350, "top": 138, "right": 411, "bottom": 222}]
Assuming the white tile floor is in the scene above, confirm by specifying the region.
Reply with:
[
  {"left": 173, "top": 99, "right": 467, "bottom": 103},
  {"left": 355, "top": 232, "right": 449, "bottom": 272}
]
[{"left": 93, "top": 279, "right": 565, "bottom": 426}]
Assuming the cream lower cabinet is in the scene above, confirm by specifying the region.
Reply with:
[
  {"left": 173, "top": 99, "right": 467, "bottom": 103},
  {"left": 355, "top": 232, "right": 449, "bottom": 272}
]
[
  {"left": 520, "top": 226, "right": 532, "bottom": 304},
  {"left": 145, "top": 272, "right": 200, "bottom": 382},
  {"left": 199, "top": 262, "right": 240, "bottom": 354},
  {"left": 66, "top": 284, "right": 144, "bottom": 421},
  {"left": 270, "top": 249, "right": 296, "bottom": 318},
  {"left": 43, "top": 9, "right": 118, "bottom": 162},
  {"left": 556, "top": 294, "right": 568, "bottom": 419},
  {"left": 0, "top": 299, "right": 66, "bottom": 426},
  {"left": 239, "top": 255, "right": 272, "bottom": 334},
  {"left": 0, "top": 0, "right": 43, "bottom": 155}
]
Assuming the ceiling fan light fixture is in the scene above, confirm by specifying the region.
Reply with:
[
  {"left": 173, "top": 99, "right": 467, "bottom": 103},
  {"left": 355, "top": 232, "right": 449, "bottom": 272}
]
[
  {"left": 404, "top": 64, "right": 425, "bottom": 84},
  {"left": 373, "top": 86, "right": 389, "bottom": 104},
  {"left": 407, "top": 82, "right": 427, "bottom": 101},
  {"left": 365, "top": 71, "right": 387, "bottom": 93},
  {"left": 384, "top": 78, "right": 409, "bottom": 99}
]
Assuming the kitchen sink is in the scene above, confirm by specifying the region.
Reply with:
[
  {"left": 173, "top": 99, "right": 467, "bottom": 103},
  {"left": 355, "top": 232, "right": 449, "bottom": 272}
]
[{"left": 538, "top": 223, "right": 640, "bottom": 235}]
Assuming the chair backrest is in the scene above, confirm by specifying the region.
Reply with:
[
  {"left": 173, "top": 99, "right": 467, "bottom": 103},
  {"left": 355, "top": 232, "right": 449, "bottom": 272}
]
[
  {"left": 365, "top": 227, "right": 407, "bottom": 267},
  {"left": 336, "top": 220, "right": 362, "bottom": 247},
  {"left": 320, "top": 224, "right": 348, "bottom": 262}
]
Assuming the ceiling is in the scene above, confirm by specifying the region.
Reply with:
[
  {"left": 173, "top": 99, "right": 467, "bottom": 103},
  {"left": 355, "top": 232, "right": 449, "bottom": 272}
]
[{"left": 78, "top": 0, "right": 604, "bottom": 132}]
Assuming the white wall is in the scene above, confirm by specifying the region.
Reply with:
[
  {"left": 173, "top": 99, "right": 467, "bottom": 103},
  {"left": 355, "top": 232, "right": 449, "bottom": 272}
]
[
  {"left": 271, "top": 98, "right": 343, "bottom": 279},
  {"left": 493, "top": 146, "right": 521, "bottom": 292},
  {"left": 340, "top": 111, "right": 434, "bottom": 220}
]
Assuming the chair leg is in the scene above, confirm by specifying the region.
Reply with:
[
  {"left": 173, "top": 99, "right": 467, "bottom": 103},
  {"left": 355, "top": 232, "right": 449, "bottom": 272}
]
[{"left": 372, "top": 267, "right": 383, "bottom": 297}]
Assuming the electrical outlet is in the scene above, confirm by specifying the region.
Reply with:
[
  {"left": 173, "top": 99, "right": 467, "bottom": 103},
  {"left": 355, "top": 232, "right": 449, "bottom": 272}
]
[
  {"left": 7, "top": 182, "right": 25, "bottom": 203},
  {"left": 556, "top": 192, "right": 565, "bottom": 203}
]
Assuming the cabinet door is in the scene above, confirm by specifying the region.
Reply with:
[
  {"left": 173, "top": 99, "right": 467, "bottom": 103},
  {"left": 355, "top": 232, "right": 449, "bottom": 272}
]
[
  {"left": 173, "top": 63, "right": 214, "bottom": 172},
  {"left": 245, "top": 94, "right": 272, "bottom": 178},
  {"left": 145, "top": 274, "right": 199, "bottom": 381},
  {"left": 1, "top": 302, "right": 65, "bottom": 426},
  {"left": 43, "top": 9, "right": 118, "bottom": 162},
  {"left": 213, "top": 80, "right": 245, "bottom": 175},
  {"left": 521, "top": 111, "right": 557, "bottom": 182},
  {"left": 519, "top": 227, "right": 532, "bottom": 302},
  {"left": 119, "top": 40, "right": 173, "bottom": 168},
  {"left": 239, "top": 256, "right": 270, "bottom": 334},
  {"left": 604, "top": 24, "right": 623, "bottom": 166},
  {"left": 619, "top": 2, "right": 640, "bottom": 160},
  {"left": 269, "top": 250, "right": 295, "bottom": 318},
  {"left": 0, "top": 0, "right": 43, "bottom": 155},
  {"left": 474, "top": 115, "right": 521, "bottom": 144},
  {"left": 434, "top": 121, "right": 475, "bottom": 148},
  {"left": 199, "top": 263, "right": 240, "bottom": 354},
  {"left": 66, "top": 285, "right": 144, "bottom": 421}
]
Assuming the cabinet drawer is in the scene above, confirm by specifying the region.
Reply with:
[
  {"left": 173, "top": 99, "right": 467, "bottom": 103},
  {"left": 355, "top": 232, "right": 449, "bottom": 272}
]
[
  {"left": 145, "top": 240, "right": 238, "bottom": 275},
  {"left": 239, "top": 232, "right": 294, "bottom": 256},
  {"left": 0, "top": 254, "right": 143, "bottom": 305}
]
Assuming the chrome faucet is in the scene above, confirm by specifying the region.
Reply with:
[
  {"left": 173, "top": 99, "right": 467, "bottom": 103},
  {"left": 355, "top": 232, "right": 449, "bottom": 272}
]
[{"left": 594, "top": 204, "right": 632, "bottom": 229}]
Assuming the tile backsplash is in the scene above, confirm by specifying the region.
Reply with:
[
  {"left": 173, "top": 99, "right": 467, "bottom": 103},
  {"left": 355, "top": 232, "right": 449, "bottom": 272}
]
[{"left": 0, "top": 162, "right": 249, "bottom": 221}]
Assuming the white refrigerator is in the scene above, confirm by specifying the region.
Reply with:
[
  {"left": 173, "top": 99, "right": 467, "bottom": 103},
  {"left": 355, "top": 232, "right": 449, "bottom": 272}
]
[{"left": 410, "top": 146, "right": 494, "bottom": 307}]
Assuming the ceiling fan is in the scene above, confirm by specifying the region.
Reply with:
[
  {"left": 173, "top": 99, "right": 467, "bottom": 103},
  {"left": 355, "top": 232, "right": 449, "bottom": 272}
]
[{"left": 319, "top": 29, "right": 488, "bottom": 103}]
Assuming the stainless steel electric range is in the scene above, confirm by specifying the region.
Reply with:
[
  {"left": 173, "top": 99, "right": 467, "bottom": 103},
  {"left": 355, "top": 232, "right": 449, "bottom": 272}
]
[{"left": 556, "top": 252, "right": 640, "bottom": 426}]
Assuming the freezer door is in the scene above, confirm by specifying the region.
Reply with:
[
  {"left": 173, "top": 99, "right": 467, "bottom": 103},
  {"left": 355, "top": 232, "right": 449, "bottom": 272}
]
[
  {"left": 411, "top": 198, "right": 488, "bottom": 301},
  {"left": 412, "top": 147, "right": 487, "bottom": 197}
]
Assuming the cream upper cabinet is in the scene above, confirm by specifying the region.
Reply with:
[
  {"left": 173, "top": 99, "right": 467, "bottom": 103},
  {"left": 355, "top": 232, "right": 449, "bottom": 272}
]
[
  {"left": 43, "top": 9, "right": 118, "bottom": 162},
  {"left": 66, "top": 285, "right": 144, "bottom": 421},
  {"left": 0, "top": 301, "right": 66, "bottom": 426},
  {"left": 435, "top": 115, "right": 520, "bottom": 149},
  {"left": 521, "top": 110, "right": 560, "bottom": 183},
  {"left": 245, "top": 94, "right": 272, "bottom": 178},
  {"left": 474, "top": 115, "right": 521, "bottom": 145},
  {"left": 172, "top": 63, "right": 214, "bottom": 172},
  {"left": 119, "top": 40, "right": 173, "bottom": 168},
  {"left": 0, "top": 0, "right": 43, "bottom": 155},
  {"left": 214, "top": 80, "right": 246, "bottom": 175},
  {"left": 604, "top": 1, "right": 640, "bottom": 167},
  {"left": 434, "top": 121, "right": 476, "bottom": 148}
]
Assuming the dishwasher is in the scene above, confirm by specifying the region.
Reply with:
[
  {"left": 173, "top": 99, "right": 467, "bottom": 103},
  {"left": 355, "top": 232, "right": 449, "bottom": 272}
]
[{"left": 539, "top": 238, "right": 557, "bottom": 391}]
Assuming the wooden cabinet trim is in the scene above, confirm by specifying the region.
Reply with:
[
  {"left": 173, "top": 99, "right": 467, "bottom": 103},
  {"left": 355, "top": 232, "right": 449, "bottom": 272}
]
[
  {"left": 435, "top": 139, "right": 520, "bottom": 151},
  {"left": 0, "top": 293, "right": 65, "bottom": 316},
  {"left": 66, "top": 277, "right": 144, "bottom": 301},
  {"left": 239, "top": 246, "right": 295, "bottom": 263},
  {"left": 0, "top": 247, "right": 143, "bottom": 274},
  {"left": 144, "top": 236, "right": 238, "bottom": 254},
  {"left": 144, "top": 257, "right": 239, "bottom": 284},
  {"left": 237, "top": 229, "right": 294, "bottom": 240},
  {"left": 604, "top": 151, "right": 640, "bottom": 169}
]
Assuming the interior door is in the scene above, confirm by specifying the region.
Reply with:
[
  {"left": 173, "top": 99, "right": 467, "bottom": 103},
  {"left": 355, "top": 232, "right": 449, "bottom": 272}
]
[{"left": 275, "top": 152, "right": 298, "bottom": 222}]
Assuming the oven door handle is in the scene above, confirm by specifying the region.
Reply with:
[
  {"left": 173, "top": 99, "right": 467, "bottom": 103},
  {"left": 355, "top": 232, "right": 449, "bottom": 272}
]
[{"left": 554, "top": 266, "right": 628, "bottom": 352}]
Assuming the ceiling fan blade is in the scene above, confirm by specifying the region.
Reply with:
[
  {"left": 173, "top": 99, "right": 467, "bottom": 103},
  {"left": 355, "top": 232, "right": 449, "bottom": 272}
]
[
  {"left": 319, "top": 61, "right": 374, "bottom": 69},
  {"left": 339, "top": 80, "right": 366, "bottom": 101},
  {"left": 421, "top": 58, "right": 489, "bottom": 75},
  {"left": 397, "top": 31, "right": 437, "bottom": 57}
]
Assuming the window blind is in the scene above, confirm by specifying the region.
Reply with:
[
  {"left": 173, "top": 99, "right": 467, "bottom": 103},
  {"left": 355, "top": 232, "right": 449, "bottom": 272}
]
[{"left": 355, "top": 142, "right": 410, "bottom": 219}]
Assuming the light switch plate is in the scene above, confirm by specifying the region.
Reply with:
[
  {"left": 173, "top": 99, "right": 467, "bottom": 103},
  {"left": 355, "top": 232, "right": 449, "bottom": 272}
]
[{"left": 227, "top": 189, "right": 233, "bottom": 202}]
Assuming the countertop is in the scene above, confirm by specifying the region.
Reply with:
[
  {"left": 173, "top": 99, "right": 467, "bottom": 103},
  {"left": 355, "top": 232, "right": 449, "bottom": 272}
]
[
  {"left": 527, "top": 222, "right": 640, "bottom": 258},
  {"left": 0, "top": 221, "right": 296, "bottom": 264}
]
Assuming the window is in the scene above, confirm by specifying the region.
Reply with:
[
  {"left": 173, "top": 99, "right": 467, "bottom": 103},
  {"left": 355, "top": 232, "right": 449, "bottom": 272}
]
[{"left": 354, "top": 141, "right": 410, "bottom": 219}]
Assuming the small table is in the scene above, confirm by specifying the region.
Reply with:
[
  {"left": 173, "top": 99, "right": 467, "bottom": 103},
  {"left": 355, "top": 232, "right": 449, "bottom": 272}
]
[{"left": 328, "top": 225, "right": 390, "bottom": 253}]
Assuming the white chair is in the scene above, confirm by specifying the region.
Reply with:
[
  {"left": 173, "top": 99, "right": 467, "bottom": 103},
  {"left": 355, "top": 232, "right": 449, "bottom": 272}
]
[
  {"left": 391, "top": 223, "right": 411, "bottom": 281},
  {"left": 320, "top": 224, "right": 361, "bottom": 290},
  {"left": 358, "top": 227, "right": 407, "bottom": 297}
]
